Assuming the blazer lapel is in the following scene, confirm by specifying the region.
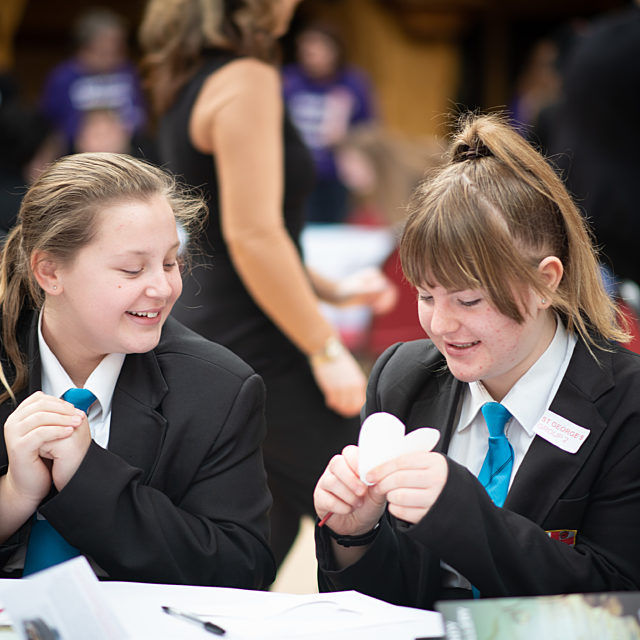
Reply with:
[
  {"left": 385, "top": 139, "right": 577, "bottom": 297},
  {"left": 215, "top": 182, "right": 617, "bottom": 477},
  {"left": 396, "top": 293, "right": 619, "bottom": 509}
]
[
  {"left": 0, "top": 312, "right": 168, "bottom": 484},
  {"left": 406, "top": 374, "right": 465, "bottom": 454},
  {"left": 505, "top": 341, "right": 614, "bottom": 522},
  {"left": 107, "top": 350, "right": 169, "bottom": 482}
]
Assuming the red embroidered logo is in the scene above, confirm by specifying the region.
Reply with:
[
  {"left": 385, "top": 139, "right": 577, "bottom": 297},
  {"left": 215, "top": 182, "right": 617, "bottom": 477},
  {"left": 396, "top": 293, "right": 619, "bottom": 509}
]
[{"left": 546, "top": 529, "right": 577, "bottom": 546}]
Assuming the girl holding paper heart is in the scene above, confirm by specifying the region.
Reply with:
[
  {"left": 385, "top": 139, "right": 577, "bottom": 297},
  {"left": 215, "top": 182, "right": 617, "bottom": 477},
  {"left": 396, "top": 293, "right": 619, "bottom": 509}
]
[{"left": 314, "top": 112, "right": 640, "bottom": 607}]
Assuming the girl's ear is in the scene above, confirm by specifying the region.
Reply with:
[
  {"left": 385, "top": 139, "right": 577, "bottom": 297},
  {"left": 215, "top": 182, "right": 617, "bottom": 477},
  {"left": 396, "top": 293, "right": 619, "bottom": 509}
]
[
  {"left": 538, "top": 256, "right": 563, "bottom": 307},
  {"left": 31, "top": 250, "right": 62, "bottom": 295}
]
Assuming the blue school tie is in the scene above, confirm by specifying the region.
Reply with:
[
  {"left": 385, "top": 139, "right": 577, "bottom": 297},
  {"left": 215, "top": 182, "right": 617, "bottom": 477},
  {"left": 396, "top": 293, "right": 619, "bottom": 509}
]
[
  {"left": 22, "top": 388, "right": 96, "bottom": 576},
  {"left": 472, "top": 402, "right": 514, "bottom": 599},
  {"left": 477, "top": 402, "right": 514, "bottom": 508}
]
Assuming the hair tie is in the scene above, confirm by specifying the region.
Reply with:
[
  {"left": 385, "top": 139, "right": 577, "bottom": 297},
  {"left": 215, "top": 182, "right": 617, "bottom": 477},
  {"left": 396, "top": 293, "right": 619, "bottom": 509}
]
[{"left": 455, "top": 142, "right": 492, "bottom": 162}]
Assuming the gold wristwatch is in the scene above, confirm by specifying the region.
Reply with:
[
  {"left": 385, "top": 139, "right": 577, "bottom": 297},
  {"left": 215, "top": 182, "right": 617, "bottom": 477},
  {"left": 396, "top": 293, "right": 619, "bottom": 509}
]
[{"left": 309, "top": 335, "right": 344, "bottom": 365}]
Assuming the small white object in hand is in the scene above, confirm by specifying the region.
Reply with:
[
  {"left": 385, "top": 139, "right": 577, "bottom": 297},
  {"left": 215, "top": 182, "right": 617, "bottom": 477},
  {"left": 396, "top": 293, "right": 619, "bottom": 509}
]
[{"left": 358, "top": 412, "right": 440, "bottom": 485}]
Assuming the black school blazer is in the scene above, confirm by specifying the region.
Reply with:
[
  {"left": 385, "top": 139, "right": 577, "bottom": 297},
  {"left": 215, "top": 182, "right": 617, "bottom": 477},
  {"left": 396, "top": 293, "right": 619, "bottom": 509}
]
[
  {"left": 317, "top": 338, "right": 640, "bottom": 608},
  {"left": 0, "top": 311, "right": 275, "bottom": 587}
]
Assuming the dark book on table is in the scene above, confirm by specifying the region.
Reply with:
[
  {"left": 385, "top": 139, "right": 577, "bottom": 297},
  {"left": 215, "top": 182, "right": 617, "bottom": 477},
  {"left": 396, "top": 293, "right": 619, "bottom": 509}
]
[{"left": 436, "top": 592, "right": 640, "bottom": 640}]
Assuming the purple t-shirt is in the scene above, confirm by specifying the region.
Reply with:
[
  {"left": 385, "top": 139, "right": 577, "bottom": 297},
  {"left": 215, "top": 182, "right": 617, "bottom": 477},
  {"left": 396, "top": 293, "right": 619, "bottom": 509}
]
[
  {"left": 282, "top": 64, "right": 375, "bottom": 180},
  {"left": 40, "top": 59, "right": 146, "bottom": 144}
]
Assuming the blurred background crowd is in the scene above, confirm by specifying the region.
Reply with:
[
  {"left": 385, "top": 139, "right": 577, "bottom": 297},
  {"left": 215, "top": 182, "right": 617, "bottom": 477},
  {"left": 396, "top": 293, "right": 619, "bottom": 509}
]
[{"left": 1, "top": 0, "right": 639, "bottom": 590}]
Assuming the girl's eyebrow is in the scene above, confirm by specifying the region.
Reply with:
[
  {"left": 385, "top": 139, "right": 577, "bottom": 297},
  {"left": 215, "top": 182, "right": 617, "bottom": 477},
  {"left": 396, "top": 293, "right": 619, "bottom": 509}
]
[{"left": 114, "top": 241, "right": 181, "bottom": 257}]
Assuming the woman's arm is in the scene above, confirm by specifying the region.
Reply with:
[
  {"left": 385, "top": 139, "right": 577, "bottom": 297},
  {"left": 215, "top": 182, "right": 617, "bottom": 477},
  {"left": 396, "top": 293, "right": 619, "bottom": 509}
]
[
  {"left": 193, "top": 59, "right": 334, "bottom": 355},
  {"left": 307, "top": 267, "right": 397, "bottom": 313},
  {"left": 192, "top": 59, "right": 366, "bottom": 416}
]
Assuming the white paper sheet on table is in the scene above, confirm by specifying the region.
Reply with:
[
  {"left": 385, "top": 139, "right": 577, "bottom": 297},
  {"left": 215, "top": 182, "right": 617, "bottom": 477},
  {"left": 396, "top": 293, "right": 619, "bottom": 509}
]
[
  {"left": 0, "top": 557, "right": 126, "bottom": 640},
  {"left": 0, "top": 557, "right": 444, "bottom": 639},
  {"left": 100, "top": 580, "right": 444, "bottom": 639}
]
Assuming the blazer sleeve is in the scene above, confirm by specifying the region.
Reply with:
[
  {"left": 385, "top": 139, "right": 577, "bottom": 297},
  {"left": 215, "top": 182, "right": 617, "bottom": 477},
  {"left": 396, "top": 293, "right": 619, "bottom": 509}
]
[
  {"left": 39, "top": 371, "right": 276, "bottom": 588},
  {"left": 317, "top": 341, "right": 444, "bottom": 608},
  {"left": 413, "top": 442, "right": 640, "bottom": 598}
]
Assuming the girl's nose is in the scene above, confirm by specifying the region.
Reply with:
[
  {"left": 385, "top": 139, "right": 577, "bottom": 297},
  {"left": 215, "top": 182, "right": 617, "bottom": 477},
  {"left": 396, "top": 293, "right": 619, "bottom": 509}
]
[
  {"left": 429, "top": 301, "right": 459, "bottom": 336},
  {"left": 146, "top": 270, "right": 172, "bottom": 299}
]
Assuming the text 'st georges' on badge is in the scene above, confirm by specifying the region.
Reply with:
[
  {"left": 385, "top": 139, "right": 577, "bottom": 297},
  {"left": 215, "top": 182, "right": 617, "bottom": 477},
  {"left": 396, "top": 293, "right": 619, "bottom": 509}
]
[{"left": 533, "top": 410, "right": 590, "bottom": 454}]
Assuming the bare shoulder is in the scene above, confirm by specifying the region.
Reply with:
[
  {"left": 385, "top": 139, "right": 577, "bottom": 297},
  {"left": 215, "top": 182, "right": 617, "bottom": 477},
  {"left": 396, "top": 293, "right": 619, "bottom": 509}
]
[
  {"left": 191, "top": 57, "right": 280, "bottom": 151},
  {"left": 198, "top": 58, "right": 278, "bottom": 108}
]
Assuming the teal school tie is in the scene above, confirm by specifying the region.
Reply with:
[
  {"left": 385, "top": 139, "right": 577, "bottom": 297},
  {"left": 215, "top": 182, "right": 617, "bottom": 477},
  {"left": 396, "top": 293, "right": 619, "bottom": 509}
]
[
  {"left": 22, "top": 388, "right": 96, "bottom": 576},
  {"left": 477, "top": 402, "right": 514, "bottom": 508},
  {"left": 472, "top": 401, "right": 514, "bottom": 599}
]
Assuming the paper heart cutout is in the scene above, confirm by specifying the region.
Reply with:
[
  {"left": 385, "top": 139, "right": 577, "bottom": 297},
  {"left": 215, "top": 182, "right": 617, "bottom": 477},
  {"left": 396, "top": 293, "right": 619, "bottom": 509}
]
[{"left": 358, "top": 412, "right": 440, "bottom": 484}]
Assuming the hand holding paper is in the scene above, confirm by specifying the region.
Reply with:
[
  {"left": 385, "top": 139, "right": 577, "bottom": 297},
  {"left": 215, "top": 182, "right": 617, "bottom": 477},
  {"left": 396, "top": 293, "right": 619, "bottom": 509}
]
[
  {"left": 357, "top": 412, "right": 440, "bottom": 484},
  {"left": 362, "top": 414, "right": 448, "bottom": 525},
  {"left": 315, "top": 413, "right": 441, "bottom": 532}
]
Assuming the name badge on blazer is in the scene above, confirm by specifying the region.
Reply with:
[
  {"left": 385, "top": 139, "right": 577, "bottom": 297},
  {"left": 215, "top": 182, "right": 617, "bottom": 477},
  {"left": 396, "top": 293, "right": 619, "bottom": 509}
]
[{"left": 533, "top": 410, "right": 590, "bottom": 454}]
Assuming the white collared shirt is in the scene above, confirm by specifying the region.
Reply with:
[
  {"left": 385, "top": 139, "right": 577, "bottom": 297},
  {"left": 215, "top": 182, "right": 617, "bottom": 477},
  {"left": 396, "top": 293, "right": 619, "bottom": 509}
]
[
  {"left": 38, "top": 311, "right": 125, "bottom": 449},
  {"left": 448, "top": 317, "right": 577, "bottom": 483},
  {"left": 442, "top": 317, "right": 577, "bottom": 590}
]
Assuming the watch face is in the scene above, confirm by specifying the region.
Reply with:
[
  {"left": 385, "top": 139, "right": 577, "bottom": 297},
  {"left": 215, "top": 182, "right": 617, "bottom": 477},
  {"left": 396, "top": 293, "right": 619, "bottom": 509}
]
[{"left": 326, "top": 337, "right": 343, "bottom": 359}]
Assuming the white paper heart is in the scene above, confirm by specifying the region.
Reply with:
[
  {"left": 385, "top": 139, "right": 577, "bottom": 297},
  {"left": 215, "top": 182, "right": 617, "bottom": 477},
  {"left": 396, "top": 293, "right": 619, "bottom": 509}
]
[{"left": 357, "top": 412, "right": 440, "bottom": 484}]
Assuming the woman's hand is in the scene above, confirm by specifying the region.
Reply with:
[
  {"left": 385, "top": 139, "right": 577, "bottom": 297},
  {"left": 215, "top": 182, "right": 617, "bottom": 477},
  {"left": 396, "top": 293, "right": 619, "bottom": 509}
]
[
  {"left": 314, "top": 445, "right": 387, "bottom": 537},
  {"left": 310, "top": 347, "right": 367, "bottom": 417},
  {"left": 333, "top": 267, "right": 398, "bottom": 314},
  {"left": 308, "top": 266, "right": 398, "bottom": 314},
  {"left": 366, "top": 450, "right": 449, "bottom": 524}
]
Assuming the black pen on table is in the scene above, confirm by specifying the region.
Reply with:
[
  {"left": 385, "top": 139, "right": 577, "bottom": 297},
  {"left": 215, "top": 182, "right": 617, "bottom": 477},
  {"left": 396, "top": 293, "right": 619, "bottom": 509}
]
[{"left": 161, "top": 605, "right": 226, "bottom": 636}]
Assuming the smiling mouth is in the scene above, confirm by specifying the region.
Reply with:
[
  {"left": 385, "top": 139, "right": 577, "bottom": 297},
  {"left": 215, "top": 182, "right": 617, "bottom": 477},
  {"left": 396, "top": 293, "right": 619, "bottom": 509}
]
[
  {"left": 127, "top": 311, "right": 159, "bottom": 318},
  {"left": 449, "top": 341, "right": 480, "bottom": 349}
]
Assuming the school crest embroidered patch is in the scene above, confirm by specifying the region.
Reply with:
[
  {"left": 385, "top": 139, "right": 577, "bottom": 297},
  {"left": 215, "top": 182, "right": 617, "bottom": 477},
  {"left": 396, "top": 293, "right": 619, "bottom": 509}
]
[{"left": 546, "top": 529, "right": 577, "bottom": 546}]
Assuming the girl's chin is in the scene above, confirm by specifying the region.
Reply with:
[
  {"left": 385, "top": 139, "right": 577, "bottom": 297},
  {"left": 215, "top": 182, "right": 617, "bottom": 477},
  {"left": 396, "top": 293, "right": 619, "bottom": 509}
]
[{"left": 444, "top": 362, "right": 485, "bottom": 384}]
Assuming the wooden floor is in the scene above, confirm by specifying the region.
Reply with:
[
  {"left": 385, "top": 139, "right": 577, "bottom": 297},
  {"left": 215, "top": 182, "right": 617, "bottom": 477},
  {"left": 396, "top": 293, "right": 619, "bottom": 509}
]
[{"left": 270, "top": 516, "right": 319, "bottom": 594}]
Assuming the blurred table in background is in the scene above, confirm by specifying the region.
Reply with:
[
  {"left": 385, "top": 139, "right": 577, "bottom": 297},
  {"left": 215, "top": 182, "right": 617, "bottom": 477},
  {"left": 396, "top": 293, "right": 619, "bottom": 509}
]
[{"left": 302, "top": 224, "right": 424, "bottom": 359}]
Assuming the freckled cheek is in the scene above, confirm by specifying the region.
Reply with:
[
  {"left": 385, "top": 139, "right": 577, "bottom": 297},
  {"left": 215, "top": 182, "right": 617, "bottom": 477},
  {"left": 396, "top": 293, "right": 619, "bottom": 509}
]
[
  {"left": 417, "top": 307, "right": 432, "bottom": 334},
  {"left": 167, "top": 274, "right": 182, "bottom": 305},
  {"left": 488, "top": 327, "right": 523, "bottom": 365},
  {"left": 173, "top": 275, "right": 183, "bottom": 298}
]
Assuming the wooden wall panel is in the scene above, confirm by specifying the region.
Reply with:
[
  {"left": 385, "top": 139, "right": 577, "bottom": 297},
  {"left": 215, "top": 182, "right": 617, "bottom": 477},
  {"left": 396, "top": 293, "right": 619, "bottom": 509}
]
[{"left": 0, "top": 0, "right": 28, "bottom": 70}]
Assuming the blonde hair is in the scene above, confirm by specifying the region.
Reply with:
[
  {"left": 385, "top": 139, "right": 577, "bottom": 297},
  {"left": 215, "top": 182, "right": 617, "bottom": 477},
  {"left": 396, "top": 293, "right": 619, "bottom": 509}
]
[
  {"left": 0, "top": 152, "right": 206, "bottom": 403},
  {"left": 400, "top": 112, "right": 627, "bottom": 349},
  {"left": 139, "top": 0, "right": 281, "bottom": 115}
]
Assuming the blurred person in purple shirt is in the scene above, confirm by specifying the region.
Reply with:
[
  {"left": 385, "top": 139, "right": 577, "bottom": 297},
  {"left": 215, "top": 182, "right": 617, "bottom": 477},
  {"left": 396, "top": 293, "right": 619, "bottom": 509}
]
[
  {"left": 283, "top": 22, "right": 376, "bottom": 224},
  {"left": 40, "top": 7, "right": 146, "bottom": 153}
]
